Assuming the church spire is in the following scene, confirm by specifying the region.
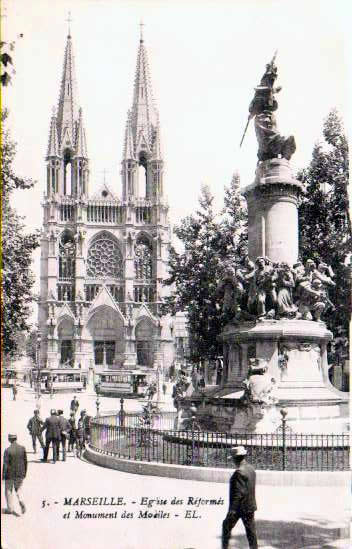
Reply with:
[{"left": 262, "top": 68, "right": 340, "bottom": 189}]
[
  {"left": 56, "top": 32, "right": 79, "bottom": 149},
  {"left": 130, "top": 25, "right": 160, "bottom": 159},
  {"left": 121, "top": 25, "right": 164, "bottom": 201},
  {"left": 46, "top": 29, "right": 89, "bottom": 198}
]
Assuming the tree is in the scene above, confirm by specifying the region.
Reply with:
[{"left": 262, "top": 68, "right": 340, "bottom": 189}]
[
  {"left": 298, "top": 110, "right": 351, "bottom": 358},
  {"left": 163, "top": 181, "right": 247, "bottom": 363},
  {"left": 1, "top": 111, "right": 40, "bottom": 358}
]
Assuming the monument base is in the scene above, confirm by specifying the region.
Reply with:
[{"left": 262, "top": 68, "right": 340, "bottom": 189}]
[{"left": 183, "top": 319, "right": 349, "bottom": 434}]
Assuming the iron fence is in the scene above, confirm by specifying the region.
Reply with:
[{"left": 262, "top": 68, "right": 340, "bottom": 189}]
[{"left": 89, "top": 418, "right": 350, "bottom": 471}]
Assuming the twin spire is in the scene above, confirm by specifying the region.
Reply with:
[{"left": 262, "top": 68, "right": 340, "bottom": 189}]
[
  {"left": 47, "top": 24, "right": 162, "bottom": 173},
  {"left": 47, "top": 32, "right": 87, "bottom": 159},
  {"left": 124, "top": 27, "right": 162, "bottom": 161}
]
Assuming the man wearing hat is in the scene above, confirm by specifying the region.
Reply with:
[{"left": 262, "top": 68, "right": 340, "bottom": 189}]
[
  {"left": 57, "top": 410, "right": 71, "bottom": 461},
  {"left": 41, "top": 409, "right": 61, "bottom": 463},
  {"left": 27, "top": 410, "right": 45, "bottom": 454},
  {"left": 222, "top": 446, "right": 258, "bottom": 549},
  {"left": 2, "top": 434, "right": 27, "bottom": 516}
]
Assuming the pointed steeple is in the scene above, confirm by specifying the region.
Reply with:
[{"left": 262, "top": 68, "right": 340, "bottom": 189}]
[
  {"left": 56, "top": 33, "right": 79, "bottom": 148},
  {"left": 151, "top": 121, "right": 162, "bottom": 160},
  {"left": 129, "top": 27, "right": 159, "bottom": 159},
  {"left": 123, "top": 110, "right": 136, "bottom": 160},
  {"left": 47, "top": 108, "right": 59, "bottom": 158},
  {"left": 75, "top": 107, "right": 88, "bottom": 158},
  {"left": 45, "top": 30, "right": 89, "bottom": 198}
]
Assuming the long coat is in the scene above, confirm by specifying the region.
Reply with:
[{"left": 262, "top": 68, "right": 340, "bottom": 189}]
[
  {"left": 58, "top": 415, "right": 71, "bottom": 435},
  {"left": 228, "top": 461, "right": 257, "bottom": 514},
  {"left": 27, "top": 415, "right": 44, "bottom": 435},
  {"left": 42, "top": 415, "right": 61, "bottom": 441},
  {"left": 2, "top": 442, "right": 28, "bottom": 480}
]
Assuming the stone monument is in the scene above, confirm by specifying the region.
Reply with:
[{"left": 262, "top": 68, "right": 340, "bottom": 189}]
[{"left": 190, "top": 56, "right": 349, "bottom": 434}]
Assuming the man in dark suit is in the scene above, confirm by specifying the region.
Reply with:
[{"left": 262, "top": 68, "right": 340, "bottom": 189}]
[
  {"left": 27, "top": 409, "right": 45, "bottom": 454},
  {"left": 57, "top": 409, "right": 71, "bottom": 461},
  {"left": 2, "top": 434, "right": 27, "bottom": 516},
  {"left": 41, "top": 409, "right": 61, "bottom": 463},
  {"left": 222, "top": 446, "right": 258, "bottom": 549}
]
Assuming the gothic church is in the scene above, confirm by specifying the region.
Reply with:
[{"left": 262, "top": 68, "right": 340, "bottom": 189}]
[{"left": 38, "top": 27, "right": 179, "bottom": 387}]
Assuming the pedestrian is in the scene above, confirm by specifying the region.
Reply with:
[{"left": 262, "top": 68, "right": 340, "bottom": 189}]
[
  {"left": 41, "top": 409, "right": 61, "bottom": 463},
  {"left": 80, "top": 410, "right": 91, "bottom": 445},
  {"left": 27, "top": 410, "right": 45, "bottom": 454},
  {"left": 222, "top": 446, "right": 258, "bottom": 549},
  {"left": 68, "top": 412, "right": 77, "bottom": 453},
  {"left": 162, "top": 382, "right": 167, "bottom": 396},
  {"left": 2, "top": 434, "right": 27, "bottom": 516},
  {"left": 76, "top": 418, "right": 85, "bottom": 457},
  {"left": 57, "top": 410, "right": 71, "bottom": 462},
  {"left": 12, "top": 384, "right": 18, "bottom": 401},
  {"left": 70, "top": 395, "right": 79, "bottom": 415}
]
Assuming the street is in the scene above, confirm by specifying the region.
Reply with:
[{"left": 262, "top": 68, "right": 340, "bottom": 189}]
[{"left": 1, "top": 383, "right": 350, "bottom": 549}]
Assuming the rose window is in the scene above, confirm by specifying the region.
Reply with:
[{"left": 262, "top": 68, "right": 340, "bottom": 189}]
[{"left": 87, "top": 236, "right": 123, "bottom": 278}]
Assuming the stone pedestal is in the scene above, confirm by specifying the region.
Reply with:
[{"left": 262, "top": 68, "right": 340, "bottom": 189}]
[
  {"left": 243, "top": 159, "right": 303, "bottom": 265},
  {"left": 197, "top": 319, "right": 348, "bottom": 434}
]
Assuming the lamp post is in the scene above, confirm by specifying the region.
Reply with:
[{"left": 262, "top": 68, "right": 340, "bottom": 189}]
[
  {"left": 36, "top": 333, "right": 42, "bottom": 400},
  {"left": 280, "top": 408, "right": 288, "bottom": 471},
  {"left": 119, "top": 397, "right": 125, "bottom": 427}
]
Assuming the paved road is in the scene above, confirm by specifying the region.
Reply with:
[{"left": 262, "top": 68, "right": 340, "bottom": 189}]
[{"left": 1, "top": 384, "right": 350, "bottom": 549}]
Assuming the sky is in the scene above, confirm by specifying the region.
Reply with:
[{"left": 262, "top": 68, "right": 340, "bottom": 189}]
[{"left": 3, "top": 0, "right": 351, "bottom": 324}]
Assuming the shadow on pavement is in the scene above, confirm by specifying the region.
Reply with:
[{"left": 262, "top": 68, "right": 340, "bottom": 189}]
[{"left": 229, "top": 518, "right": 348, "bottom": 548}]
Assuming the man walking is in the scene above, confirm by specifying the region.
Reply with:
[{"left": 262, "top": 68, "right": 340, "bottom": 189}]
[
  {"left": 57, "top": 409, "right": 71, "bottom": 461},
  {"left": 70, "top": 395, "right": 79, "bottom": 415},
  {"left": 2, "top": 434, "right": 27, "bottom": 516},
  {"left": 222, "top": 446, "right": 258, "bottom": 549},
  {"left": 27, "top": 410, "right": 45, "bottom": 454},
  {"left": 41, "top": 409, "right": 61, "bottom": 463},
  {"left": 12, "top": 383, "right": 18, "bottom": 401}
]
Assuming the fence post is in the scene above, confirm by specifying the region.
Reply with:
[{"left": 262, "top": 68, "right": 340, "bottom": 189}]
[
  {"left": 280, "top": 408, "right": 288, "bottom": 471},
  {"left": 119, "top": 397, "right": 125, "bottom": 427}
]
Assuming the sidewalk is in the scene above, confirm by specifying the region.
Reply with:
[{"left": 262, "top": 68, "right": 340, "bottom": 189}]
[{"left": 1, "top": 385, "right": 350, "bottom": 549}]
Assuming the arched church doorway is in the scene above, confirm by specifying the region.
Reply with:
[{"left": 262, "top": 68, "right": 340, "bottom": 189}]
[
  {"left": 135, "top": 318, "right": 154, "bottom": 367},
  {"left": 87, "top": 306, "right": 124, "bottom": 368}
]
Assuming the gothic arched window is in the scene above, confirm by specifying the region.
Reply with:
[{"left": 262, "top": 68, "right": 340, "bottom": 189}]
[
  {"left": 87, "top": 234, "right": 123, "bottom": 279},
  {"left": 59, "top": 232, "right": 75, "bottom": 280},
  {"left": 134, "top": 237, "right": 153, "bottom": 279}
]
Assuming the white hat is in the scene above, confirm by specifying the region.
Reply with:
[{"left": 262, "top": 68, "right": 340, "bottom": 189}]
[{"left": 230, "top": 446, "right": 247, "bottom": 457}]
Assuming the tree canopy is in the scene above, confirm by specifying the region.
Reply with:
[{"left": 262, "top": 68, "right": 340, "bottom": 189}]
[
  {"left": 163, "top": 179, "right": 248, "bottom": 363},
  {"left": 1, "top": 65, "right": 40, "bottom": 358},
  {"left": 297, "top": 109, "right": 351, "bottom": 357}
]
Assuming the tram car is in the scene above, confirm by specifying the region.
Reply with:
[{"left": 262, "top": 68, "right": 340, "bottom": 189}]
[
  {"left": 32, "top": 368, "right": 87, "bottom": 393},
  {"left": 95, "top": 370, "right": 150, "bottom": 397}
]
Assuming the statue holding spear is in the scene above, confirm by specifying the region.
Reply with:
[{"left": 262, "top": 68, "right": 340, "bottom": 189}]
[{"left": 240, "top": 52, "right": 296, "bottom": 162}]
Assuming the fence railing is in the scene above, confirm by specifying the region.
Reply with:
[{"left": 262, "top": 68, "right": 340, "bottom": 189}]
[
  {"left": 90, "top": 417, "right": 349, "bottom": 472},
  {"left": 94, "top": 411, "right": 177, "bottom": 430}
]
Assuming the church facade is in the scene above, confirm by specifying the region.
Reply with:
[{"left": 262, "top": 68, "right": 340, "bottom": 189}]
[{"left": 38, "top": 28, "right": 178, "bottom": 387}]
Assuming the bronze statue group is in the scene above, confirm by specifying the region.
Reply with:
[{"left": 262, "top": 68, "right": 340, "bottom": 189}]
[{"left": 217, "top": 255, "right": 335, "bottom": 324}]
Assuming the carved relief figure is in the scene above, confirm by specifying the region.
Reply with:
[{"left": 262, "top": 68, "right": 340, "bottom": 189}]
[
  {"left": 216, "top": 264, "right": 244, "bottom": 320},
  {"left": 252, "top": 257, "right": 277, "bottom": 318},
  {"left": 276, "top": 262, "right": 297, "bottom": 318}
]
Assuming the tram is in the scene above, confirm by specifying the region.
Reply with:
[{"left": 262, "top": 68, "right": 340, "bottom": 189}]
[
  {"left": 95, "top": 370, "right": 151, "bottom": 397},
  {"left": 1, "top": 368, "right": 18, "bottom": 387},
  {"left": 31, "top": 368, "right": 87, "bottom": 393}
]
